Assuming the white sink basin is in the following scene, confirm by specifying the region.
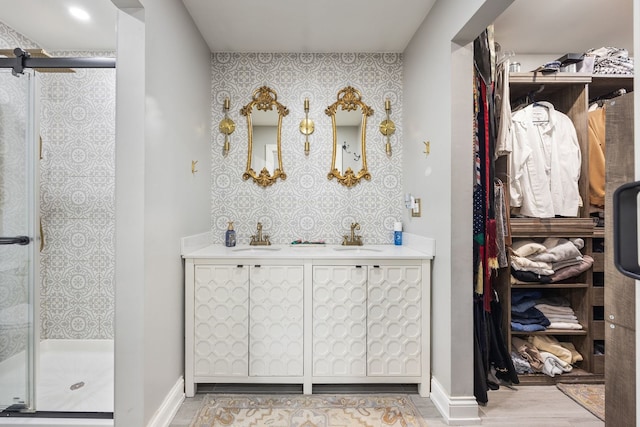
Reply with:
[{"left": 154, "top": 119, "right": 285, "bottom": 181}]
[
  {"left": 333, "top": 247, "right": 382, "bottom": 252},
  {"left": 231, "top": 247, "right": 282, "bottom": 252}
]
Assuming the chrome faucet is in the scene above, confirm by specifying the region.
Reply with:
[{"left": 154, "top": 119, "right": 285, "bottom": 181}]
[
  {"left": 250, "top": 222, "right": 271, "bottom": 246},
  {"left": 342, "top": 222, "right": 363, "bottom": 246}
]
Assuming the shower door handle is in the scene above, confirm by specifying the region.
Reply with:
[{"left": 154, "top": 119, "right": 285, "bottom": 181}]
[{"left": 0, "top": 236, "right": 30, "bottom": 245}]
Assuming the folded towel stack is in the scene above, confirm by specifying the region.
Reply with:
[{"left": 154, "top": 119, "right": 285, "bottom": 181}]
[
  {"left": 509, "top": 238, "right": 593, "bottom": 284},
  {"left": 511, "top": 292, "right": 583, "bottom": 332},
  {"left": 535, "top": 300, "right": 582, "bottom": 330}
]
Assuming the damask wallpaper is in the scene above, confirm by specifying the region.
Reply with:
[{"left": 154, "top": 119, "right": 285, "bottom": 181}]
[
  {"left": 39, "top": 55, "right": 116, "bottom": 340},
  {"left": 210, "top": 53, "right": 404, "bottom": 245},
  {"left": 0, "top": 21, "right": 116, "bottom": 342}
]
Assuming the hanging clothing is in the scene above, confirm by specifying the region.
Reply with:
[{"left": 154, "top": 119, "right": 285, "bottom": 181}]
[
  {"left": 588, "top": 106, "right": 606, "bottom": 208},
  {"left": 493, "top": 179, "right": 509, "bottom": 268},
  {"left": 494, "top": 60, "right": 511, "bottom": 159},
  {"left": 508, "top": 101, "right": 582, "bottom": 218}
]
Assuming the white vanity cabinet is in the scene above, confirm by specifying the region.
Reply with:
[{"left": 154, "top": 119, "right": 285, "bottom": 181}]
[
  {"left": 367, "top": 264, "right": 422, "bottom": 377},
  {"left": 248, "top": 265, "right": 304, "bottom": 377},
  {"left": 193, "top": 264, "right": 249, "bottom": 378},
  {"left": 312, "top": 265, "right": 367, "bottom": 377},
  {"left": 182, "top": 240, "right": 433, "bottom": 397},
  {"left": 186, "top": 261, "right": 304, "bottom": 397},
  {"left": 312, "top": 264, "right": 423, "bottom": 378}
]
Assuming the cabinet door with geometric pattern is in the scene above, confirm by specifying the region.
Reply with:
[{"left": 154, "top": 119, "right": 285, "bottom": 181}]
[
  {"left": 249, "top": 265, "right": 304, "bottom": 376},
  {"left": 312, "top": 265, "right": 367, "bottom": 377},
  {"left": 367, "top": 265, "right": 421, "bottom": 376},
  {"left": 194, "top": 265, "right": 249, "bottom": 377}
]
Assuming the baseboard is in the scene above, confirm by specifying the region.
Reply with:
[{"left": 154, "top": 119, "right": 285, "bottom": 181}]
[
  {"left": 146, "top": 376, "right": 185, "bottom": 427},
  {"left": 429, "top": 377, "right": 480, "bottom": 425}
]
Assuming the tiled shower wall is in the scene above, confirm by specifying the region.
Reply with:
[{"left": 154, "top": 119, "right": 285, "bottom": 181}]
[
  {"left": 39, "top": 58, "right": 115, "bottom": 339},
  {"left": 211, "top": 53, "right": 404, "bottom": 245},
  {"left": 0, "top": 21, "right": 115, "bottom": 341}
]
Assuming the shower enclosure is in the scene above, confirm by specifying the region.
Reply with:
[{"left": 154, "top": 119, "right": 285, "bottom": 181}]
[
  {"left": 0, "top": 50, "right": 116, "bottom": 419},
  {"left": 0, "top": 69, "right": 37, "bottom": 412}
]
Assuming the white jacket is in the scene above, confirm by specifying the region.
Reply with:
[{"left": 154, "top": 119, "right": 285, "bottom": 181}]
[{"left": 508, "top": 102, "right": 581, "bottom": 218}]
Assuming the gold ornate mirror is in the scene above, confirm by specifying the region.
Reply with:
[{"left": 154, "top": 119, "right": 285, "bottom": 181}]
[
  {"left": 241, "top": 86, "right": 289, "bottom": 187},
  {"left": 325, "top": 86, "right": 373, "bottom": 187}
]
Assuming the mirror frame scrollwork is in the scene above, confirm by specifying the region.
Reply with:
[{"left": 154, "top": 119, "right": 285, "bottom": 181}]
[
  {"left": 325, "top": 86, "right": 373, "bottom": 187},
  {"left": 241, "top": 86, "right": 289, "bottom": 187}
]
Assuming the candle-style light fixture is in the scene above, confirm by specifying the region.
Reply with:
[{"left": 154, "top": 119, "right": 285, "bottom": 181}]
[
  {"left": 299, "top": 98, "right": 314, "bottom": 156},
  {"left": 379, "top": 98, "right": 396, "bottom": 156},
  {"left": 219, "top": 97, "right": 235, "bottom": 156}
]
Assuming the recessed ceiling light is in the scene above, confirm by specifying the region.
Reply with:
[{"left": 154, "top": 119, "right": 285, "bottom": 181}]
[{"left": 69, "top": 6, "right": 91, "bottom": 22}]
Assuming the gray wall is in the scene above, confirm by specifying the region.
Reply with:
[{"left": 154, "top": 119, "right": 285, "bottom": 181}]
[
  {"left": 114, "top": 0, "right": 212, "bottom": 424},
  {"left": 402, "top": 0, "right": 513, "bottom": 415}
]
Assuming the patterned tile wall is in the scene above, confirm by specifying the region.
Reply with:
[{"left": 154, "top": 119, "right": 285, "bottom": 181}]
[
  {"left": 39, "top": 56, "right": 116, "bottom": 340},
  {"left": 211, "top": 53, "right": 404, "bottom": 245},
  {"left": 0, "top": 21, "right": 116, "bottom": 341}
]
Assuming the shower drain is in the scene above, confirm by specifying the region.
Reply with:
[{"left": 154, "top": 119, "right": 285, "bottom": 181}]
[{"left": 70, "top": 381, "right": 85, "bottom": 391}]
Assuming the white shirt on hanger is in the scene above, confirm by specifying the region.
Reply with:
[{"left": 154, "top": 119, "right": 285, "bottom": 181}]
[{"left": 507, "top": 101, "right": 582, "bottom": 218}]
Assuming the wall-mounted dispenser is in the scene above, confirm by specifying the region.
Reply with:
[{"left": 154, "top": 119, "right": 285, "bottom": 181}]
[
  {"left": 219, "top": 97, "right": 235, "bottom": 156},
  {"left": 299, "top": 97, "right": 314, "bottom": 156}
]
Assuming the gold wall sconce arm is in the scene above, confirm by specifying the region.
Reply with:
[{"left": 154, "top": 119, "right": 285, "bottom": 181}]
[
  {"left": 299, "top": 97, "right": 314, "bottom": 156},
  {"left": 379, "top": 98, "right": 395, "bottom": 156},
  {"left": 219, "top": 97, "right": 236, "bottom": 156}
]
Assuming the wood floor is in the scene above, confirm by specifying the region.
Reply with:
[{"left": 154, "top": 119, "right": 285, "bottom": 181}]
[{"left": 169, "top": 385, "right": 604, "bottom": 426}]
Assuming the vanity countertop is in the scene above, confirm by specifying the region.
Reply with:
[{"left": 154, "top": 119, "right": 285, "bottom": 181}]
[{"left": 182, "top": 243, "right": 433, "bottom": 260}]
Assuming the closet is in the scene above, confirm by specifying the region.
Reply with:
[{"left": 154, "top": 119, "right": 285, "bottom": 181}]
[{"left": 495, "top": 72, "right": 633, "bottom": 385}]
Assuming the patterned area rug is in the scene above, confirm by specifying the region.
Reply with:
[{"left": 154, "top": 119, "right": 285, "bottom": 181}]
[
  {"left": 556, "top": 383, "right": 605, "bottom": 421},
  {"left": 189, "top": 394, "right": 427, "bottom": 427}
]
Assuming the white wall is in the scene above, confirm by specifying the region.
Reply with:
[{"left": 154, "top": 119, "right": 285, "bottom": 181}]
[
  {"left": 114, "top": 0, "right": 212, "bottom": 424},
  {"left": 403, "top": 0, "right": 513, "bottom": 421},
  {"left": 114, "top": 8, "right": 145, "bottom": 427}
]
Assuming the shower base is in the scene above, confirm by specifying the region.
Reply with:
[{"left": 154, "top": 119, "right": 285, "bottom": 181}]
[
  {"left": 0, "top": 339, "right": 113, "bottom": 416},
  {"left": 36, "top": 339, "right": 113, "bottom": 413}
]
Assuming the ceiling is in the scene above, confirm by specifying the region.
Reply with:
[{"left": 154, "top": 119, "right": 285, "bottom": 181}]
[
  {"left": 493, "top": 0, "right": 633, "bottom": 55},
  {"left": 0, "top": 0, "right": 118, "bottom": 51},
  {"left": 0, "top": 1, "right": 632, "bottom": 55},
  {"left": 181, "top": 0, "right": 436, "bottom": 53}
]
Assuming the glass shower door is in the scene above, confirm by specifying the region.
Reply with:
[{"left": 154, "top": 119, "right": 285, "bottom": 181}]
[{"left": 0, "top": 69, "right": 36, "bottom": 412}]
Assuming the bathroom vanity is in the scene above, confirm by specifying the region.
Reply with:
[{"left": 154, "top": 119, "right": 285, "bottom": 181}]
[{"left": 181, "top": 234, "right": 434, "bottom": 397}]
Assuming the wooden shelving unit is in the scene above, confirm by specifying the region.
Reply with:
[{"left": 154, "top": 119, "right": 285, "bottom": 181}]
[{"left": 496, "top": 74, "right": 606, "bottom": 384}]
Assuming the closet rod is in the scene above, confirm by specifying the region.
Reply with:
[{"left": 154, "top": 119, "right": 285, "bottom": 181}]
[{"left": 0, "top": 48, "right": 115, "bottom": 75}]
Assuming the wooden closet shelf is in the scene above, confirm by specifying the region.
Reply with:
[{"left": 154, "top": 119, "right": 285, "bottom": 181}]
[
  {"left": 517, "top": 369, "right": 604, "bottom": 385},
  {"left": 511, "top": 283, "right": 589, "bottom": 289},
  {"left": 509, "top": 72, "right": 592, "bottom": 85},
  {"left": 511, "top": 329, "right": 587, "bottom": 336},
  {"left": 509, "top": 217, "right": 595, "bottom": 236}
]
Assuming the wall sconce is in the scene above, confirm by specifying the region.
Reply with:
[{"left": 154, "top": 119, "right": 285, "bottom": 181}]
[
  {"left": 219, "top": 97, "right": 235, "bottom": 156},
  {"left": 299, "top": 98, "right": 314, "bottom": 156},
  {"left": 379, "top": 98, "right": 396, "bottom": 156}
]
